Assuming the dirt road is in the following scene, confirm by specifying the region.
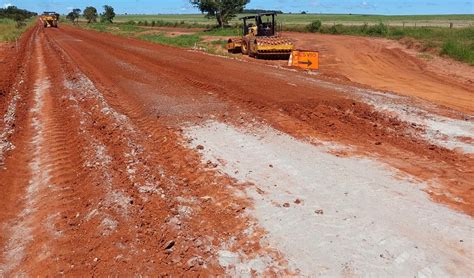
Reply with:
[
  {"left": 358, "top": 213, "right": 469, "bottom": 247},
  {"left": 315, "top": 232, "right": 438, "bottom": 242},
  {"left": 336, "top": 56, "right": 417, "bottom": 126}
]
[{"left": 0, "top": 25, "right": 473, "bottom": 276}]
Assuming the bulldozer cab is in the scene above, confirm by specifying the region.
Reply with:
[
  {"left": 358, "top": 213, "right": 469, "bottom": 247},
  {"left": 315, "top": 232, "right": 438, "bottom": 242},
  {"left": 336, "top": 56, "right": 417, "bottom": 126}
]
[
  {"left": 42, "top": 12, "right": 59, "bottom": 18},
  {"left": 241, "top": 12, "right": 276, "bottom": 37}
]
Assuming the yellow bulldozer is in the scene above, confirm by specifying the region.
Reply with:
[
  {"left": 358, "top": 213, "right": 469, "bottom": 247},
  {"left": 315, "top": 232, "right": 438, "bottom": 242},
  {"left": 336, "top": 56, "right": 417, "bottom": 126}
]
[
  {"left": 40, "top": 12, "right": 59, "bottom": 28},
  {"left": 227, "top": 12, "right": 294, "bottom": 59}
]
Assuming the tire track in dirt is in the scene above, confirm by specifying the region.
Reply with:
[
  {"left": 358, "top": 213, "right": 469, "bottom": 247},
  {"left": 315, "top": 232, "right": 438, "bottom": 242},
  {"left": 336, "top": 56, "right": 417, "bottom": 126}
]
[
  {"left": 1, "top": 26, "right": 168, "bottom": 275},
  {"left": 0, "top": 28, "right": 38, "bottom": 272},
  {"left": 49, "top": 26, "right": 473, "bottom": 216},
  {"left": 0, "top": 28, "right": 63, "bottom": 275},
  {"left": 0, "top": 28, "right": 38, "bottom": 168},
  {"left": 0, "top": 86, "right": 21, "bottom": 165},
  {"left": 0, "top": 25, "right": 291, "bottom": 275},
  {"left": 45, "top": 27, "right": 291, "bottom": 276}
]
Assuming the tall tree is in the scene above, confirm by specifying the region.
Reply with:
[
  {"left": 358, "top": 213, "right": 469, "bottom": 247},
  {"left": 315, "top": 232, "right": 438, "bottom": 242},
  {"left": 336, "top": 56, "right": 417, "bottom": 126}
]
[
  {"left": 83, "top": 6, "right": 98, "bottom": 23},
  {"left": 66, "top": 8, "right": 81, "bottom": 24},
  {"left": 101, "top": 5, "right": 115, "bottom": 23},
  {"left": 190, "top": 0, "right": 250, "bottom": 28}
]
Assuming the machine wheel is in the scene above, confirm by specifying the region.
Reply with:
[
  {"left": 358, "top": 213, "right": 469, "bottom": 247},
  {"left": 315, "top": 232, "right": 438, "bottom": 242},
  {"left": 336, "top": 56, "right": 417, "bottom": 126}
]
[
  {"left": 227, "top": 39, "right": 234, "bottom": 53},
  {"left": 249, "top": 39, "right": 259, "bottom": 58},
  {"left": 241, "top": 40, "right": 249, "bottom": 55}
]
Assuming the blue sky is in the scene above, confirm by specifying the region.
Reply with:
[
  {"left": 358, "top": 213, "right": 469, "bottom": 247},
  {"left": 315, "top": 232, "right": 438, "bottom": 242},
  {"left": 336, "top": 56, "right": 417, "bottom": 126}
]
[{"left": 2, "top": 0, "right": 473, "bottom": 15}]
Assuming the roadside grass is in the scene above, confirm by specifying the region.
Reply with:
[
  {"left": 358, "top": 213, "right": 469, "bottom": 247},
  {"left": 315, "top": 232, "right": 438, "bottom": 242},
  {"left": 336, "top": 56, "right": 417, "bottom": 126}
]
[
  {"left": 198, "top": 27, "right": 240, "bottom": 37},
  {"left": 441, "top": 40, "right": 474, "bottom": 65},
  {"left": 0, "top": 18, "right": 33, "bottom": 42},
  {"left": 85, "top": 22, "right": 108, "bottom": 32},
  {"left": 139, "top": 33, "right": 202, "bottom": 47},
  {"left": 211, "top": 39, "right": 228, "bottom": 47},
  {"left": 74, "top": 21, "right": 230, "bottom": 51}
]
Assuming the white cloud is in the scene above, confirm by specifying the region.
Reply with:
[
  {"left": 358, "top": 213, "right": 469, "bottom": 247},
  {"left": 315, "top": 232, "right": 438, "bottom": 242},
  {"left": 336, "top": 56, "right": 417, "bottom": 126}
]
[{"left": 3, "top": 3, "right": 13, "bottom": 8}]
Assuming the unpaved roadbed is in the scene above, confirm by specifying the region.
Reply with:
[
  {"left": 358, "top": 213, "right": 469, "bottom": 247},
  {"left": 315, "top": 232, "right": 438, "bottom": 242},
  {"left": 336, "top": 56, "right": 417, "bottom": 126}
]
[{"left": 0, "top": 24, "right": 472, "bottom": 276}]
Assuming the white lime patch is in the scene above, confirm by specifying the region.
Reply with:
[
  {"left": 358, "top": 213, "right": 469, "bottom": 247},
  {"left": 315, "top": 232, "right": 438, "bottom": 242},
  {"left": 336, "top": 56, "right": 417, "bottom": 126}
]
[{"left": 184, "top": 121, "right": 474, "bottom": 276}]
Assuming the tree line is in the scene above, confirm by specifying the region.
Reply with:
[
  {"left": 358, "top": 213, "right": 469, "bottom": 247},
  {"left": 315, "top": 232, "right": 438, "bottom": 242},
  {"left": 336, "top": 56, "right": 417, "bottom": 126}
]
[
  {"left": 0, "top": 5, "right": 37, "bottom": 22},
  {"left": 68, "top": 1, "right": 253, "bottom": 28},
  {"left": 66, "top": 5, "right": 115, "bottom": 24},
  {"left": 0, "top": 1, "right": 276, "bottom": 30}
]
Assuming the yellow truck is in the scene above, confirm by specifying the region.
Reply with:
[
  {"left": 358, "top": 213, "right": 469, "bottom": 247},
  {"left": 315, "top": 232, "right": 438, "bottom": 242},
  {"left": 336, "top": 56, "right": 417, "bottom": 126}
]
[{"left": 40, "top": 12, "right": 59, "bottom": 28}]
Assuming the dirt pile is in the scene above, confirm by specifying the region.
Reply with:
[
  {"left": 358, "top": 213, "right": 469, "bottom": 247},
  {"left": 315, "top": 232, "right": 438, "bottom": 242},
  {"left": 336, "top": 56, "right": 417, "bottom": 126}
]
[{"left": 284, "top": 32, "right": 474, "bottom": 114}]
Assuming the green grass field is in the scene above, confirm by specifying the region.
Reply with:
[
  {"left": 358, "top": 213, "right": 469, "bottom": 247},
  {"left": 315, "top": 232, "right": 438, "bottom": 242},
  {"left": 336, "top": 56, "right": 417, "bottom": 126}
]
[
  {"left": 115, "top": 13, "right": 474, "bottom": 28},
  {"left": 0, "top": 18, "right": 34, "bottom": 42}
]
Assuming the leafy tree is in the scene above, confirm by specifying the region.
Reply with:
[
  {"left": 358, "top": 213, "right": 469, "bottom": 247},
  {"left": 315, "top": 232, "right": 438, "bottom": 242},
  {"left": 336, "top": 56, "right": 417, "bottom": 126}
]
[
  {"left": 190, "top": 0, "right": 250, "bottom": 28},
  {"left": 0, "top": 5, "right": 37, "bottom": 26},
  {"left": 67, "top": 8, "right": 81, "bottom": 24},
  {"left": 66, "top": 12, "right": 74, "bottom": 22},
  {"left": 83, "top": 6, "right": 98, "bottom": 23},
  {"left": 101, "top": 5, "right": 115, "bottom": 23}
]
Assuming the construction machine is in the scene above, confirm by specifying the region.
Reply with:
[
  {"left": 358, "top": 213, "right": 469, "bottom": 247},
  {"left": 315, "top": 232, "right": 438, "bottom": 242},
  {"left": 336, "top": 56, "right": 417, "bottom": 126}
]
[
  {"left": 40, "top": 12, "right": 59, "bottom": 28},
  {"left": 227, "top": 12, "right": 294, "bottom": 59}
]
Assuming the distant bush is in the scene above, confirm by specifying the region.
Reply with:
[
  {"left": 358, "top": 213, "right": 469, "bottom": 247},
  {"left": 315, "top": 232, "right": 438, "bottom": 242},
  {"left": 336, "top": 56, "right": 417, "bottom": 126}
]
[
  {"left": 360, "top": 23, "right": 369, "bottom": 33},
  {"left": 320, "top": 24, "right": 344, "bottom": 35},
  {"left": 307, "top": 20, "right": 322, "bottom": 33},
  {"left": 366, "top": 22, "right": 388, "bottom": 36},
  {"left": 388, "top": 27, "right": 405, "bottom": 38}
]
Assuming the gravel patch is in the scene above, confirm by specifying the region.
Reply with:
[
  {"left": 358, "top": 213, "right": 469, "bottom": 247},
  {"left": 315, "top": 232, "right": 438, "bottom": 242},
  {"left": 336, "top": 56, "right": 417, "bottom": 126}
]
[{"left": 184, "top": 120, "right": 474, "bottom": 276}]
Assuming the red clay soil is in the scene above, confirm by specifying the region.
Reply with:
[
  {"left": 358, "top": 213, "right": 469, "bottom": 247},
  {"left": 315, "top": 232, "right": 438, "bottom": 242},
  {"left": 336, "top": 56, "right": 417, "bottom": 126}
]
[
  {"left": 0, "top": 24, "right": 472, "bottom": 275},
  {"left": 285, "top": 32, "right": 474, "bottom": 114},
  {"left": 0, "top": 26, "right": 287, "bottom": 276}
]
